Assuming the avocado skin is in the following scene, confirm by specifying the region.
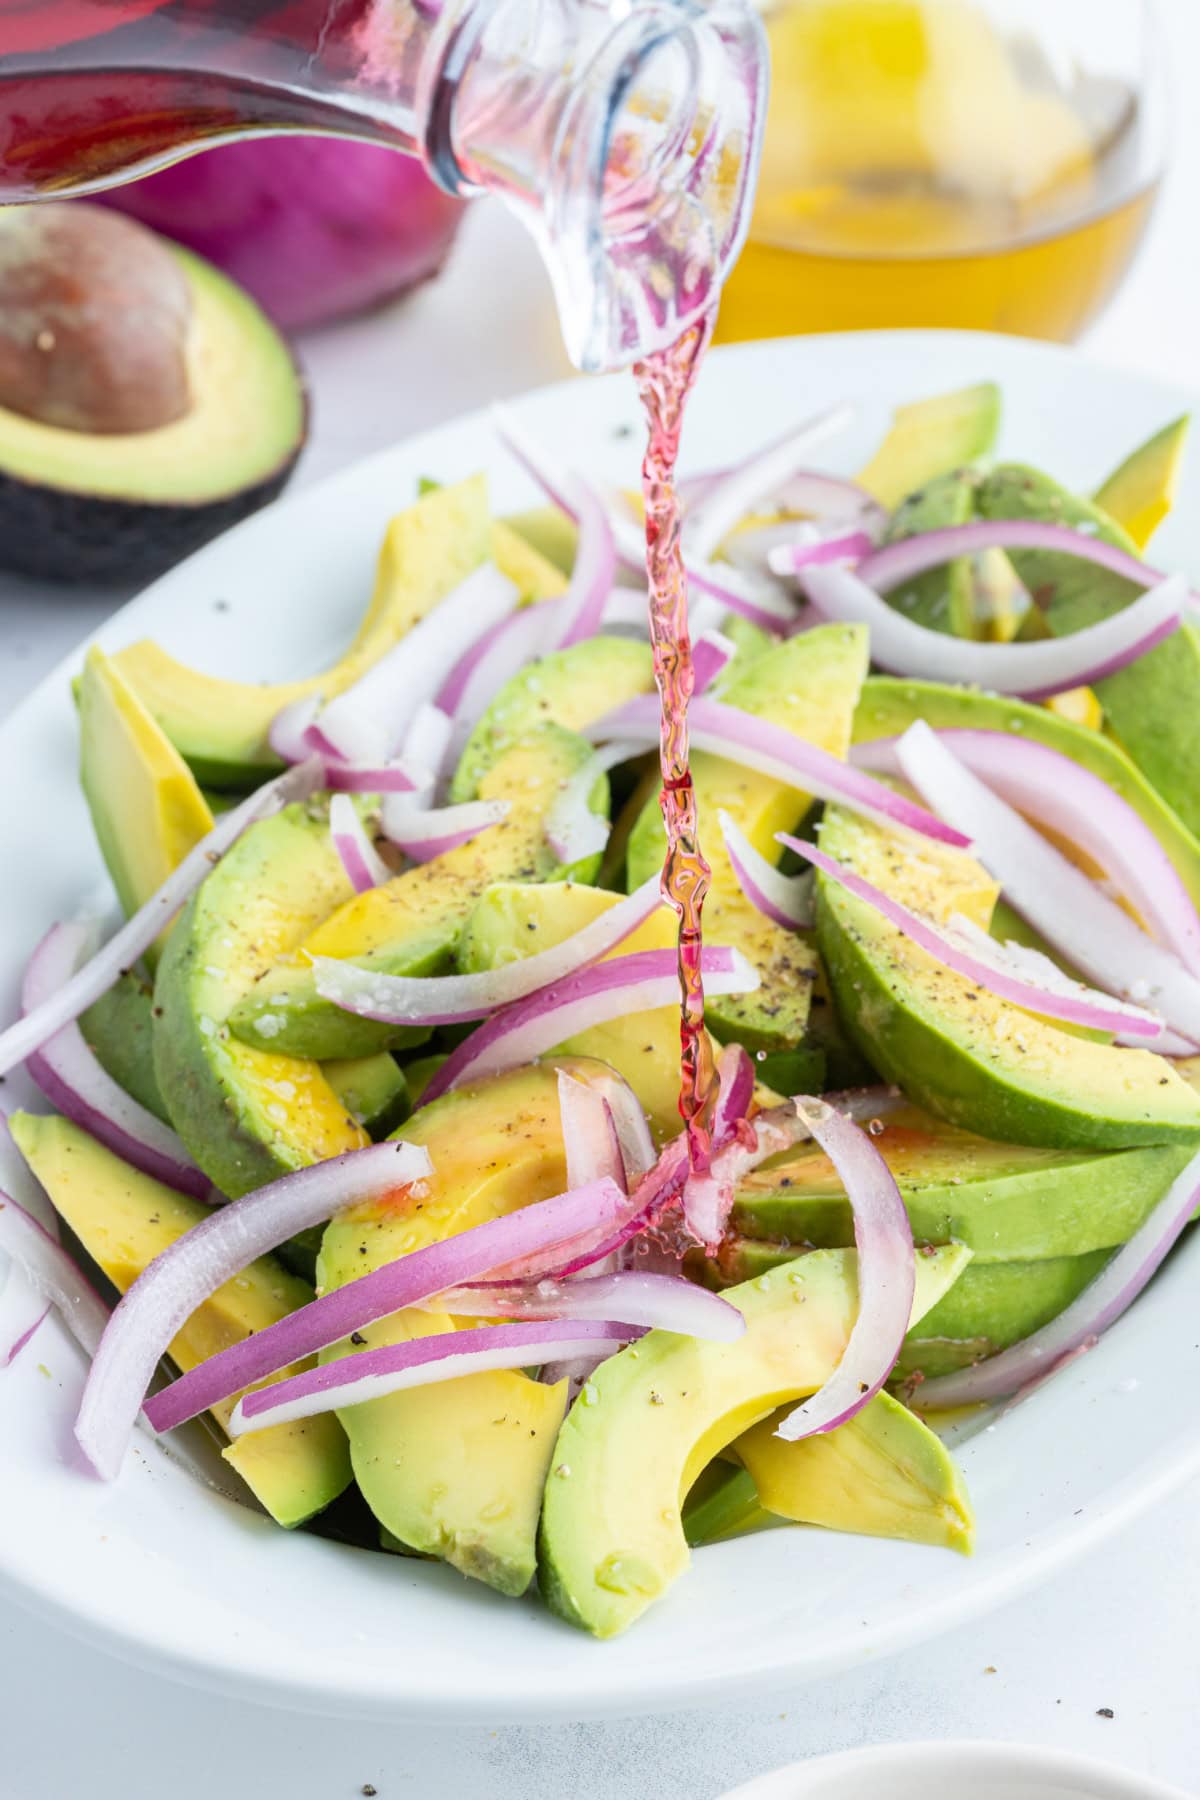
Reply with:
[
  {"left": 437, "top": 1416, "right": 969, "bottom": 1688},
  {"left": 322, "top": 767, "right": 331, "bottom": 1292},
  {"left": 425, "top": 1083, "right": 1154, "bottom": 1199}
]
[{"left": 0, "top": 436, "right": 302, "bottom": 587}]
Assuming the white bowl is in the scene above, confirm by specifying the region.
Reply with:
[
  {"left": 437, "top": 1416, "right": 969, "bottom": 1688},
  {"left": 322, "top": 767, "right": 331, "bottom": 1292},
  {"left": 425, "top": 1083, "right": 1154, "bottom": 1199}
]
[{"left": 719, "top": 1742, "right": 1196, "bottom": 1800}]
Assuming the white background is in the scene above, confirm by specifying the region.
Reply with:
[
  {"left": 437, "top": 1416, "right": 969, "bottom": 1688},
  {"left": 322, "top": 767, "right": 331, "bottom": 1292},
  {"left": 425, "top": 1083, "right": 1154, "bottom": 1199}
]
[{"left": 1, "top": 2, "right": 1199, "bottom": 1795}]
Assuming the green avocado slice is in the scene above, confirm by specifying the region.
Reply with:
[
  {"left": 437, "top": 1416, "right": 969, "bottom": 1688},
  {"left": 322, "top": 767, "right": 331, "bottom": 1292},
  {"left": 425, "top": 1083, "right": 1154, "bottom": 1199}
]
[
  {"left": 976, "top": 464, "right": 1200, "bottom": 835},
  {"left": 852, "top": 676, "right": 1200, "bottom": 911},
  {"left": 625, "top": 624, "right": 870, "bottom": 1053},
  {"left": 881, "top": 468, "right": 981, "bottom": 637},
  {"left": 816, "top": 806, "right": 1200, "bottom": 1149},
  {"left": 1093, "top": 416, "right": 1189, "bottom": 551},
  {"left": 11, "top": 1111, "right": 351, "bottom": 1528},
  {"left": 537, "top": 1243, "right": 971, "bottom": 1637},
  {"left": 729, "top": 1102, "right": 1195, "bottom": 1263},
  {"left": 152, "top": 797, "right": 374, "bottom": 1200},
  {"left": 317, "top": 1060, "right": 614, "bottom": 1595},
  {"left": 858, "top": 383, "right": 1001, "bottom": 512}
]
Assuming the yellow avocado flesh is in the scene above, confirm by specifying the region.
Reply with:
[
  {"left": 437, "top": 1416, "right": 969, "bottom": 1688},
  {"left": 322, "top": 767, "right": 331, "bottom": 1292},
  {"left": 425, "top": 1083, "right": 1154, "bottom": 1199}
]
[
  {"left": 316, "top": 1060, "right": 614, "bottom": 1594},
  {"left": 10, "top": 1111, "right": 350, "bottom": 1527},
  {"left": 457, "top": 880, "right": 694, "bottom": 1141},
  {"left": 733, "top": 1388, "right": 973, "bottom": 1553},
  {"left": 77, "top": 646, "right": 214, "bottom": 950},
  {"left": 112, "top": 477, "right": 562, "bottom": 788},
  {"left": 857, "top": 384, "right": 1001, "bottom": 511},
  {"left": 152, "top": 801, "right": 368, "bottom": 1201},
  {"left": 538, "top": 1243, "right": 970, "bottom": 1637},
  {"left": 1093, "top": 416, "right": 1190, "bottom": 552},
  {"left": 817, "top": 807, "right": 1200, "bottom": 1148},
  {"left": 625, "top": 624, "right": 869, "bottom": 1053},
  {"left": 0, "top": 246, "right": 302, "bottom": 504}
]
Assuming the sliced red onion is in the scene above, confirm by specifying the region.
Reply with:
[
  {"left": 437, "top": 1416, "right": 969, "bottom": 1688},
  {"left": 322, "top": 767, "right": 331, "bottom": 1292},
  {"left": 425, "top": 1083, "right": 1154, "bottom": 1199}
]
[
  {"left": 143, "top": 1174, "right": 628, "bottom": 1437},
  {"left": 78, "top": 1139, "right": 433, "bottom": 1478},
  {"left": 419, "top": 945, "right": 759, "bottom": 1104},
  {"left": 436, "top": 599, "right": 549, "bottom": 722},
  {"left": 0, "top": 758, "right": 323, "bottom": 1082},
  {"left": 399, "top": 703, "right": 453, "bottom": 795},
  {"left": 802, "top": 564, "right": 1186, "bottom": 700},
  {"left": 767, "top": 526, "right": 875, "bottom": 575},
  {"left": 493, "top": 405, "right": 589, "bottom": 533},
  {"left": 789, "top": 835, "right": 1162, "bottom": 1038},
  {"left": 570, "top": 1064, "right": 656, "bottom": 1187},
  {"left": 847, "top": 518, "right": 1197, "bottom": 606},
  {"left": 916, "top": 1146, "right": 1200, "bottom": 1409},
  {"left": 774, "top": 1101, "right": 917, "bottom": 1441},
  {"left": 685, "top": 559, "right": 797, "bottom": 632},
  {"left": 324, "top": 759, "right": 427, "bottom": 795},
  {"left": 719, "top": 810, "right": 814, "bottom": 931},
  {"left": 3, "top": 1301, "right": 50, "bottom": 1367},
  {"left": 710, "top": 1041, "right": 756, "bottom": 1146},
  {"left": 692, "top": 629, "right": 737, "bottom": 693},
  {"left": 268, "top": 692, "right": 323, "bottom": 764},
  {"left": 328, "top": 795, "right": 391, "bottom": 893},
  {"left": 558, "top": 1070, "right": 626, "bottom": 1192},
  {"left": 586, "top": 695, "right": 970, "bottom": 848},
  {"left": 545, "top": 480, "right": 617, "bottom": 651},
  {"left": 23, "top": 923, "right": 212, "bottom": 1200},
  {"left": 684, "top": 406, "right": 855, "bottom": 563},
  {"left": 543, "top": 740, "right": 638, "bottom": 865},
  {"left": 316, "top": 563, "right": 520, "bottom": 763},
  {"left": 227, "top": 1319, "right": 636, "bottom": 1435},
  {"left": 853, "top": 728, "right": 1200, "bottom": 978},
  {"left": 379, "top": 795, "right": 509, "bottom": 863},
  {"left": 313, "top": 875, "right": 664, "bottom": 1027},
  {"left": 681, "top": 1100, "right": 814, "bottom": 1250},
  {"left": 417, "top": 1269, "right": 745, "bottom": 1339},
  {"left": 0, "top": 1189, "right": 109, "bottom": 1359},
  {"left": 895, "top": 723, "right": 1200, "bottom": 1046}
]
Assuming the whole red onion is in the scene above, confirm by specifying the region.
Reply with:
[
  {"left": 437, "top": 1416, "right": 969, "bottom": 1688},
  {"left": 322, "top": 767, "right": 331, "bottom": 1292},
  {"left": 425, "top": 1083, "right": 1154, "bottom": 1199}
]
[{"left": 104, "top": 137, "right": 465, "bottom": 332}]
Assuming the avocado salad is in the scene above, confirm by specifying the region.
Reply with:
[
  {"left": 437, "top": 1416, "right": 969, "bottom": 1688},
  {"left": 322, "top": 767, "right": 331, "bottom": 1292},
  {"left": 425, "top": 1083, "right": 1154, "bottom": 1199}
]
[{"left": 2, "top": 379, "right": 1200, "bottom": 1641}]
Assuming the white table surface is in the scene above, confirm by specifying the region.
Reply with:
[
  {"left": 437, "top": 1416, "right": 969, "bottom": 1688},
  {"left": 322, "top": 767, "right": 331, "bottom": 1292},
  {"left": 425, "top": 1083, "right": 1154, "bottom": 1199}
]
[{"left": 3, "top": 4, "right": 1200, "bottom": 1794}]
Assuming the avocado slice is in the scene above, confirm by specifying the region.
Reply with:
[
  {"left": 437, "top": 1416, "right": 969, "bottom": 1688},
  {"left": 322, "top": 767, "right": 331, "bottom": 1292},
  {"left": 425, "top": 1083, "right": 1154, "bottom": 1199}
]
[
  {"left": 11, "top": 1110, "right": 350, "bottom": 1528},
  {"left": 625, "top": 624, "right": 870, "bottom": 1053},
  {"left": 1094, "top": 416, "right": 1189, "bottom": 551},
  {"left": 0, "top": 208, "right": 305, "bottom": 588},
  {"left": 852, "top": 676, "right": 1200, "bottom": 911},
  {"left": 858, "top": 383, "right": 1001, "bottom": 512},
  {"left": 976, "top": 465, "right": 1200, "bottom": 835},
  {"left": 683, "top": 1462, "right": 779, "bottom": 1545},
  {"left": 733, "top": 1388, "right": 973, "bottom": 1552},
  {"left": 152, "top": 796, "right": 374, "bottom": 1200},
  {"left": 78, "top": 647, "right": 215, "bottom": 963},
  {"left": 317, "top": 1060, "right": 615, "bottom": 1594},
  {"left": 816, "top": 805, "right": 1200, "bottom": 1148},
  {"left": 537, "top": 1242, "right": 970, "bottom": 1637},
  {"left": 729, "top": 1102, "right": 1195, "bottom": 1263},
  {"left": 230, "top": 636, "right": 655, "bottom": 1061},
  {"left": 457, "top": 879, "right": 697, "bottom": 1139},
  {"left": 881, "top": 469, "right": 981, "bottom": 637}
]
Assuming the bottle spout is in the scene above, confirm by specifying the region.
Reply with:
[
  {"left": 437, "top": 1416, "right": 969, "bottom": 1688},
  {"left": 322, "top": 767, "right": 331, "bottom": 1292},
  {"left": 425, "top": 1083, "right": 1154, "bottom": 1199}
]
[{"left": 439, "top": 1, "right": 768, "bottom": 371}]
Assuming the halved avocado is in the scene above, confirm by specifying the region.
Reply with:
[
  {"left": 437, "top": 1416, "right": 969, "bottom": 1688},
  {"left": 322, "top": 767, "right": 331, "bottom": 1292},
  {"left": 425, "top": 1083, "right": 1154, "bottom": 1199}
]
[{"left": 0, "top": 205, "right": 305, "bottom": 586}]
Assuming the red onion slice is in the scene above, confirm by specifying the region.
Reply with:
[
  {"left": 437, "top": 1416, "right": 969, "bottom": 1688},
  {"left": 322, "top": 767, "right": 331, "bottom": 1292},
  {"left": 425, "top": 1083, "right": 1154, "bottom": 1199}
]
[
  {"left": 720, "top": 810, "right": 814, "bottom": 931},
  {"left": 324, "top": 759, "right": 428, "bottom": 795},
  {"left": 895, "top": 723, "right": 1200, "bottom": 1046},
  {"left": 788, "top": 835, "right": 1162, "bottom": 1038},
  {"left": 418, "top": 1269, "right": 745, "bottom": 1339},
  {"left": 570, "top": 1064, "right": 656, "bottom": 1187},
  {"left": 684, "top": 406, "right": 855, "bottom": 563},
  {"left": 0, "top": 758, "right": 323, "bottom": 1081},
  {"left": 916, "top": 1146, "right": 1200, "bottom": 1409},
  {"left": 711, "top": 1041, "right": 756, "bottom": 1146},
  {"left": 558, "top": 1070, "right": 626, "bottom": 1192},
  {"left": 312, "top": 875, "right": 663, "bottom": 1026},
  {"left": 692, "top": 630, "right": 736, "bottom": 693},
  {"left": 436, "top": 600, "right": 550, "bottom": 723},
  {"left": 545, "top": 480, "right": 617, "bottom": 651},
  {"left": 400, "top": 703, "right": 453, "bottom": 794},
  {"left": 853, "top": 728, "right": 1200, "bottom": 978},
  {"left": 316, "top": 563, "right": 520, "bottom": 763},
  {"left": 682, "top": 1101, "right": 814, "bottom": 1250},
  {"left": 78, "top": 1138, "right": 433, "bottom": 1478},
  {"left": 227, "top": 1319, "right": 636, "bottom": 1435},
  {"left": 142, "top": 1174, "right": 628, "bottom": 1436},
  {"left": 0, "top": 1189, "right": 109, "bottom": 1359},
  {"left": 418, "top": 944, "right": 760, "bottom": 1104},
  {"left": 802, "top": 564, "right": 1186, "bottom": 700},
  {"left": 23, "top": 924, "right": 213, "bottom": 1200},
  {"left": 774, "top": 1101, "right": 916, "bottom": 1441},
  {"left": 268, "top": 693, "right": 323, "bottom": 764},
  {"left": 328, "top": 796, "right": 391, "bottom": 894},
  {"left": 3, "top": 1301, "right": 50, "bottom": 1367},
  {"left": 585, "top": 694, "right": 971, "bottom": 848},
  {"left": 684, "top": 560, "right": 797, "bottom": 632},
  {"left": 845, "top": 518, "right": 1197, "bottom": 606},
  {"left": 379, "top": 794, "right": 509, "bottom": 862},
  {"left": 543, "top": 740, "right": 639, "bottom": 866},
  {"left": 767, "top": 526, "right": 875, "bottom": 574}
]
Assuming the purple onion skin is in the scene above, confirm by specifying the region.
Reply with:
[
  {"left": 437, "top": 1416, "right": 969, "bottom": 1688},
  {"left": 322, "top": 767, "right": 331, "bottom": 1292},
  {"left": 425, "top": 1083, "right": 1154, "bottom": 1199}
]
[{"left": 103, "top": 139, "right": 465, "bottom": 331}]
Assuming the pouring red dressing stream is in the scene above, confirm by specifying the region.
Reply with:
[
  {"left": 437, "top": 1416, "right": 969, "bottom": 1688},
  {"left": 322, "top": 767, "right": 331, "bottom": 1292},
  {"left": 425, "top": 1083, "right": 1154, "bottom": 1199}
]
[{"left": 635, "top": 313, "right": 718, "bottom": 1170}]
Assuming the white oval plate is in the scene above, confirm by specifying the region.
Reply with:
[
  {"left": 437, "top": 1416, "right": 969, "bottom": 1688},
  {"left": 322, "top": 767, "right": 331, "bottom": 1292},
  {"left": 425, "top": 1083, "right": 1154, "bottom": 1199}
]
[
  {"left": 718, "top": 1741, "right": 1196, "bottom": 1800},
  {"left": 0, "top": 330, "right": 1197, "bottom": 1723}
]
